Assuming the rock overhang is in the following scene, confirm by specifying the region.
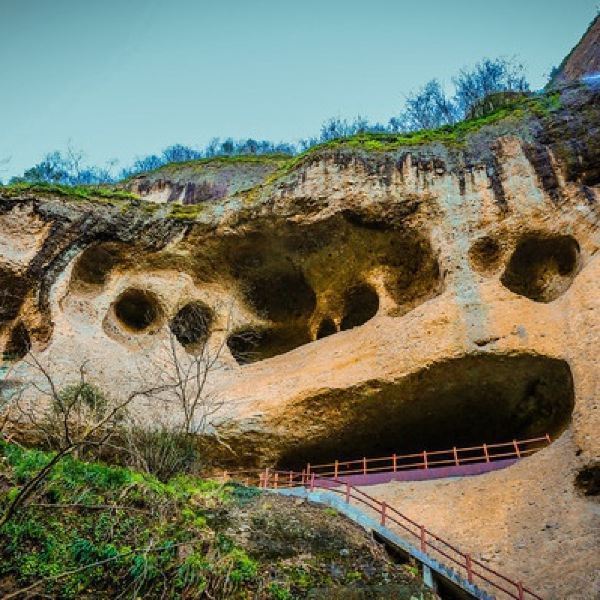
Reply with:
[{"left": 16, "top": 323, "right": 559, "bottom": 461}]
[{"left": 0, "top": 82, "right": 598, "bottom": 469}]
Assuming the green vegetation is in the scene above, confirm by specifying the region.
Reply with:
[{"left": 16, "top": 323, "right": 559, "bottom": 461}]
[
  {"left": 292, "top": 93, "right": 558, "bottom": 156},
  {"left": 0, "top": 182, "right": 138, "bottom": 203},
  {"left": 1, "top": 89, "right": 568, "bottom": 218},
  {"left": 130, "top": 153, "right": 293, "bottom": 180},
  {"left": 167, "top": 202, "right": 208, "bottom": 220},
  {"left": 237, "top": 89, "right": 566, "bottom": 204},
  {"left": 0, "top": 442, "right": 429, "bottom": 598}
]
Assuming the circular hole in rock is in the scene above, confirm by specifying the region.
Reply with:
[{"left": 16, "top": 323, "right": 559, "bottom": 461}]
[
  {"left": 501, "top": 234, "right": 580, "bottom": 302},
  {"left": 316, "top": 317, "right": 337, "bottom": 340},
  {"left": 340, "top": 283, "right": 379, "bottom": 331},
  {"left": 469, "top": 236, "right": 502, "bottom": 273},
  {"left": 114, "top": 289, "right": 161, "bottom": 332},
  {"left": 170, "top": 301, "right": 213, "bottom": 348},
  {"left": 3, "top": 322, "right": 31, "bottom": 361}
]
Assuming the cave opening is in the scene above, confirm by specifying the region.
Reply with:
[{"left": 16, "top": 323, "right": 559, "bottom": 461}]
[
  {"left": 170, "top": 301, "right": 213, "bottom": 348},
  {"left": 501, "top": 234, "right": 580, "bottom": 302},
  {"left": 71, "top": 243, "right": 123, "bottom": 288},
  {"left": 469, "top": 235, "right": 502, "bottom": 273},
  {"left": 3, "top": 322, "right": 31, "bottom": 361},
  {"left": 114, "top": 289, "right": 161, "bottom": 332},
  {"left": 340, "top": 283, "right": 379, "bottom": 331},
  {"left": 276, "top": 354, "right": 574, "bottom": 470},
  {"left": 316, "top": 317, "right": 337, "bottom": 340},
  {"left": 242, "top": 269, "right": 316, "bottom": 322},
  {"left": 382, "top": 235, "right": 443, "bottom": 312},
  {"left": 227, "top": 325, "right": 312, "bottom": 365}
]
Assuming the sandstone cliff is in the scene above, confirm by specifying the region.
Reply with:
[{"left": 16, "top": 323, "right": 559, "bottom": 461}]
[{"left": 1, "top": 82, "right": 599, "bottom": 597}]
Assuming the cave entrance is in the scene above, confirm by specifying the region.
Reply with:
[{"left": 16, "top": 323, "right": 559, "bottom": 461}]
[
  {"left": 114, "top": 289, "right": 161, "bottom": 332},
  {"left": 276, "top": 354, "right": 574, "bottom": 470}
]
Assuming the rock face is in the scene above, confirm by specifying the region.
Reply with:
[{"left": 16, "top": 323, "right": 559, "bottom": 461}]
[
  {"left": 553, "top": 14, "right": 600, "bottom": 84},
  {"left": 1, "top": 88, "right": 599, "bottom": 597}
]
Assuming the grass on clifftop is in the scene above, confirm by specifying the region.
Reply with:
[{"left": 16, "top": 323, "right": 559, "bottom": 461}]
[
  {"left": 0, "top": 182, "right": 138, "bottom": 203},
  {"left": 238, "top": 90, "right": 563, "bottom": 206},
  {"left": 292, "top": 92, "right": 561, "bottom": 157},
  {"left": 0, "top": 442, "right": 430, "bottom": 599},
  {"left": 127, "top": 153, "right": 293, "bottom": 181}
]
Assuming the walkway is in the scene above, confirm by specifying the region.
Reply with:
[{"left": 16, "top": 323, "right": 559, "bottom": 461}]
[{"left": 222, "top": 436, "right": 552, "bottom": 599}]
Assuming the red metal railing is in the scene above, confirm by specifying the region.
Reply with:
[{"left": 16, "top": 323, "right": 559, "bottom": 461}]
[
  {"left": 221, "top": 467, "right": 543, "bottom": 600},
  {"left": 303, "top": 435, "right": 551, "bottom": 479}
]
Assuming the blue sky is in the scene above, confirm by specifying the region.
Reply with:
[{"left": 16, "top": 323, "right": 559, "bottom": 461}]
[{"left": 0, "top": 0, "right": 597, "bottom": 179}]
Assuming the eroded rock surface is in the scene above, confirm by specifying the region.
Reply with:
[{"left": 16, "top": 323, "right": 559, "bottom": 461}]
[{"left": 1, "top": 82, "right": 599, "bottom": 597}]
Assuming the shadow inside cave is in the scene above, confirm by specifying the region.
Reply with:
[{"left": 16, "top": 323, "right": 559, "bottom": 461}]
[{"left": 275, "top": 354, "right": 574, "bottom": 471}]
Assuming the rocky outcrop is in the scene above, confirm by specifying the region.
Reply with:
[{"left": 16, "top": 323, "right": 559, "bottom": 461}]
[
  {"left": 1, "top": 82, "right": 599, "bottom": 597},
  {"left": 553, "top": 14, "right": 600, "bottom": 84}
]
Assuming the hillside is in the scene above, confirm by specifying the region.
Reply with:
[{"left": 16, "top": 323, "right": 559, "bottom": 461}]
[{"left": 0, "top": 442, "right": 431, "bottom": 599}]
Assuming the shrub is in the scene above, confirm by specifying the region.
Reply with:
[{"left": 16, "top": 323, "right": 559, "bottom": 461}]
[{"left": 124, "top": 425, "right": 201, "bottom": 482}]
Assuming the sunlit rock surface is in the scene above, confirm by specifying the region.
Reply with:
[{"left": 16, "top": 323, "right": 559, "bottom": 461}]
[{"left": 1, "top": 80, "right": 599, "bottom": 597}]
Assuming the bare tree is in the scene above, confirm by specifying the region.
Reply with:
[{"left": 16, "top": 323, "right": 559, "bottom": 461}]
[
  {"left": 124, "top": 301, "right": 236, "bottom": 479},
  {"left": 389, "top": 79, "right": 458, "bottom": 132},
  {"left": 144, "top": 303, "right": 229, "bottom": 434},
  {"left": 452, "top": 57, "right": 529, "bottom": 117},
  {"left": 0, "top": 352, "right": 171, "bottom": 526}
]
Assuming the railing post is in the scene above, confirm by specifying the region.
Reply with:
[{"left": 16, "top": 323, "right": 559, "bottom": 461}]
[
  {"left": 334, "top": 460, "right": 339, "bottom": 479},
  {"left": 465, "top": 553, "right": 473, "bottom": 584},
  {"left": 264, "top": 468, "right": 270, "bottom": 489},
  {"left": 310, "top": 472, "right": 315, "bottom": 492},
  {"left": 392, "top": 453, "right": 397, "bottom": 472},
  {"left": 273, "top": 472, "right": 279, "bottom": 489},
  {"left": 345, "top": 483, "right": 351, "bottom": 504},
  {"left": 245, "top": 477, "right": 249, "bottom": 487},
  {"left": 259, "top": 473, "right": 264, "bottom": 489},
  {"left": 513, "top": 439, "right": 521, "bottom": 458},
  {"left": 363, "top": 457, "right": 367, "bottom": 475},
  {"left": 517, "top": 581, "right": 524, "bottom": 600},
  {"left": 545, "top": 433, "right": 551, "bottom": 445},
  {"left": 483, "top": 443, "right": 490, "bottom": 462},
  {"left": 380, "top": 501, "right": 387, "bottom": 526},
  {"left": 423, "top": 451, "right": 428, "bottom": 469},
  {"left": 420, "top": 525, "right": 426, "bottom": 552},
  {"left": 306, "top": 463, "right": 311, "bottom": 477},
  {"left": 223, "top": 469, "right": 228, "bottom": 481},
  {"left": 453, "top": 446, "right": 459, "bottom": 466},
  {"left": 289, "top": 471, "right": 293, "bottom": 487}
]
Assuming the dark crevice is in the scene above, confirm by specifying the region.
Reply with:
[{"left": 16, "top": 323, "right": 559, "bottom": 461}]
[
  {"left": 575, "top": 463, "right": 600, "bottom": 497},
  {"left": 469, "top": 236, "right": 502, "bottom": 273},
  {"left": 227, "top": 325, "right": 312, "bottom": 365},
  {"left": 522, "top": 143, "right": 562, "bottom": 203},
  {"left": 486, "top": 153, "right": 508, "bottom": 212},
  {"left": 316, "top": 318, "right": 337, "bottom": 340},
  {"left": 0, "top": 267, "right": 29, "bottom": 322},
  {"left": 340, "top": 284, "right": 379, "bottom": 331},
  {"left": 3, "top": 322, "right": 31, "bottom": 361}
]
